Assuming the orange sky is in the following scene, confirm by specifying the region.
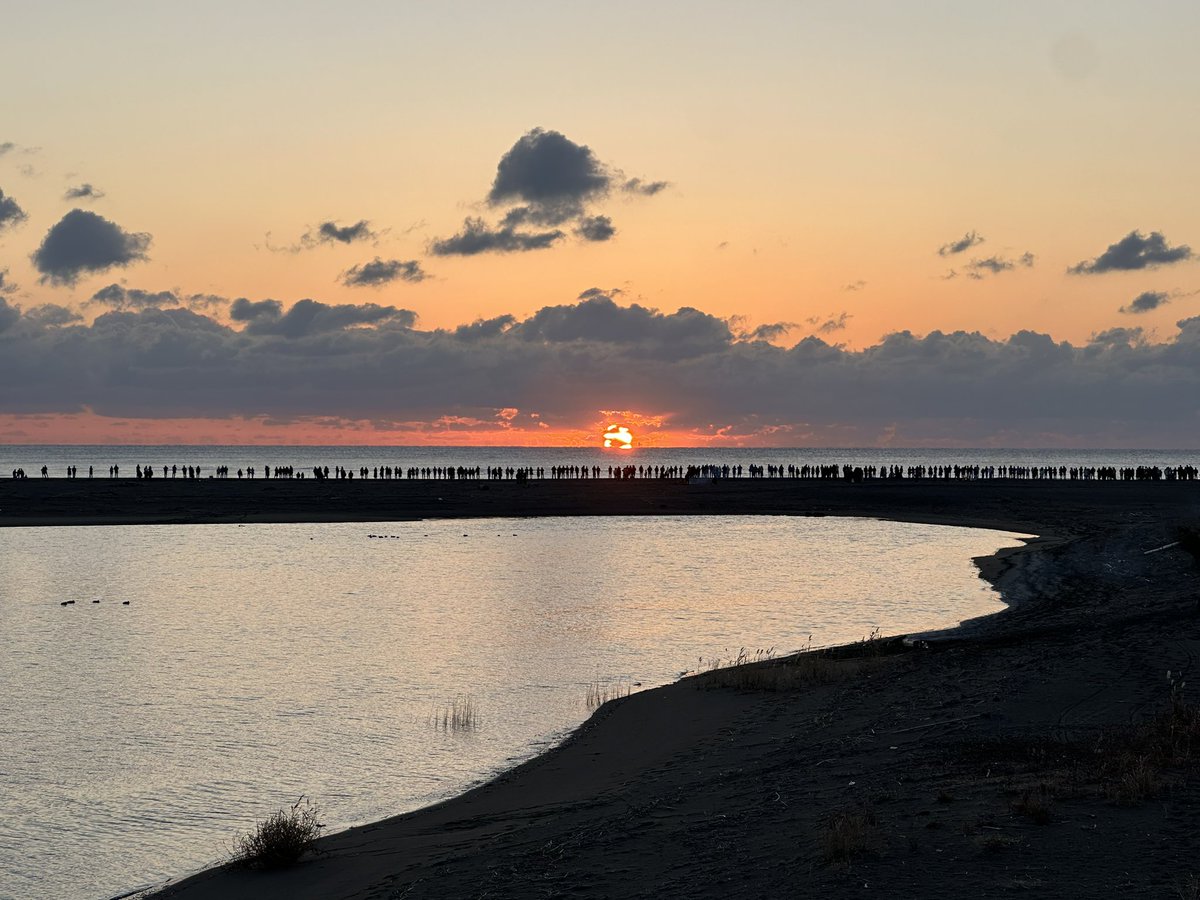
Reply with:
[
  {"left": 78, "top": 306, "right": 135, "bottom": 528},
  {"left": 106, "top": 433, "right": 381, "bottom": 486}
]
[{"left": 1, "top": 3, "right": 1198, "bottom": 446}]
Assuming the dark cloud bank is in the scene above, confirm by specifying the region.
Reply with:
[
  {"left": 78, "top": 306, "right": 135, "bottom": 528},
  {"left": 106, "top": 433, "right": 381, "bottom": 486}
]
[{"left": 1, "top": 289, "right": 1199, "bottom": 444}]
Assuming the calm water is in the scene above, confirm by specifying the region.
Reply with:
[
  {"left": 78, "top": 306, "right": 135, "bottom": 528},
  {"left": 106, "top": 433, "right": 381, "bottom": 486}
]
[
  {"left": 0, "top": 516, "right": 1027, "bottom": 900},
  {"left": 2, "top": 444, "right": 1196, "bottom": 479}
]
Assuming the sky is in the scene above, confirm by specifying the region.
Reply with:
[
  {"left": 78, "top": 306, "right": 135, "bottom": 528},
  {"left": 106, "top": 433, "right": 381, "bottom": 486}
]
[{"left": 1, "top": 0, "right": 1198, "bottom": 447}]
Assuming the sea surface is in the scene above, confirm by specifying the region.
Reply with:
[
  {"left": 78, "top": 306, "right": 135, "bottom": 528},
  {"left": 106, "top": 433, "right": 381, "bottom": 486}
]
[
  {"left": 0, "top": 514, "right": 1027, "bottom": 900},
  {"left": 2, "top": 444, "right": 1197, "bottom": 479}
]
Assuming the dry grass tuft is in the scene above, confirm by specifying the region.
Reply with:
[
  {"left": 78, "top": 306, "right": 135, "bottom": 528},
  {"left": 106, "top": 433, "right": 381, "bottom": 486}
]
[
  {"left": 820, "top": 809, "right": 877, "bottom": 866},
  {"left": 585, "top": 679, "right": 631, "bottom": 711},
  {"left": 694, "top": 634, "right": 894, "bottom": 693},
  {"left": 232, "top": 796, "right": 324, "bottom": 869}
]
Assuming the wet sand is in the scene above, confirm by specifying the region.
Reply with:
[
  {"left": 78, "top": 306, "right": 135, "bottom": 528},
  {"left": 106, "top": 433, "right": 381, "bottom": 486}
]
[{"left": 13, "top": 478, "right": 1196, "bottom": 898}]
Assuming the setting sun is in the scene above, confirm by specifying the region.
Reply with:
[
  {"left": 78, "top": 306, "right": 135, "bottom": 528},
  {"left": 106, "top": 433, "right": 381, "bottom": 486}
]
[{"left": 603, "top": 425, "right": 634, "bottom": 450}]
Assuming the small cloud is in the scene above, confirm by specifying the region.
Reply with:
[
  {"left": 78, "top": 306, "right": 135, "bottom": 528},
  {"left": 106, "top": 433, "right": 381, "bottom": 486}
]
[
  {"left": 429, "top": 217, "right": 564, "bottom": 256},
  {"left": 1090, "top": 326, "right": 1144, "bottom": 346},
  {"left": 806, "top": 312, "right": 851, "bottom": 334},
  {"left": 843, "top": 280, "right": 867, "bottom": 292},
  {"left": 938, "top": 231, "right": 984, "bottom": 256},
  {"left": 576, "top": 215, "right": 615, "bottom": 242},
  {"left": 1120, "top": 290, "right": 1169, "bottom": 314},
  {"left": 0, "top": 269, "right": 17, "bottom": 294},
  {"left": 229, "top": 297, "right": 416, "bottom": 337},
  {"left": 578, "top": 287, "right": 623, "bottom": 301},
  {"left": 745, "top": 321, "right": 795, "bottom": 342},
  {"left": 622, "top": 177, "right": 669, "bottom": 196},
  {"left": 966, "top": 252, "right": 1036, "bottom": 279},
  {"left": 0, "top": 142, "right": 15, "bottom": 157},
  {"left": 64, "top": 183, "right": 105, "bottom": 201},
  {"left": 17, "top": 164, "right": 38, "bottom": 178},
  {"left": 32, "top": 209, "right": 151, "bottom": 286},
  {"left": 314, "top": 220, "right": 375, "bottom": 245},
  {"left": 89, "top": 284, "right": 179, "bottom": 310},
  {"left": 268, "top": 219, "right": 380, "bottom": 253},
  {"left": 340, "top": 257, "right": 428, "bottom": 288},
  {"left": 1070, "top": 230, "right": 1192, "bottom": 274},
  {"left": 0, "top": 188, "right": 28, "bottom": 230}
]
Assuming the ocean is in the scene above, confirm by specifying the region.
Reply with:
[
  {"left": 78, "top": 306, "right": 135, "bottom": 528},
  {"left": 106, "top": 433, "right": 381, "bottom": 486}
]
[{"left": 2, "top": 444, "right": 1196, "bottom": 479}]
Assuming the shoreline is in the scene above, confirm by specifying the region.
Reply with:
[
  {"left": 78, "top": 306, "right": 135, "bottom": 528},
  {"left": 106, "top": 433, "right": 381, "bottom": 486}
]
[{"left": 41, "top": 481, "right": 1197, "bottom": 897}]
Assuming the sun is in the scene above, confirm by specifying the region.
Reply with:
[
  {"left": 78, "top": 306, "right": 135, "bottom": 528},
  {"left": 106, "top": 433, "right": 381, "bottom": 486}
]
[{"left": 603, "top": 424, "right": 634, "bottom": 450}]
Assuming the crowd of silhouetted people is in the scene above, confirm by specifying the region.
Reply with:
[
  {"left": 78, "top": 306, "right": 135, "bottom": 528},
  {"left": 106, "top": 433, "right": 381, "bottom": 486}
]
[{"left": 7, "top": 460, "right": 1199, "bottom": 483}]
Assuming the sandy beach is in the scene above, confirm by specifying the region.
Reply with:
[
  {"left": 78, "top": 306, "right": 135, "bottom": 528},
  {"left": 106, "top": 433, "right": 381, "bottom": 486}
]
[{"left": 9, "top": 479, "right": 1198, "bottom": 898}]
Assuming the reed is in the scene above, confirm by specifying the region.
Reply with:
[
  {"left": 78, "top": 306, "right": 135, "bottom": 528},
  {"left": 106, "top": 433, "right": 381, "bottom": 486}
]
[
  {"left": 585, "top": 679, "right": 631, "bottom": 711},
  {"left": 432, "top": 695, "right": 479, "bottom": 731}
]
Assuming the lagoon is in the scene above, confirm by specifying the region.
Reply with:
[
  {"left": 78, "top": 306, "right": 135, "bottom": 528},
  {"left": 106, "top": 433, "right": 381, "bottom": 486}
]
[{"left": 0, "top": 515, "right": 1025, "bottom": 900}]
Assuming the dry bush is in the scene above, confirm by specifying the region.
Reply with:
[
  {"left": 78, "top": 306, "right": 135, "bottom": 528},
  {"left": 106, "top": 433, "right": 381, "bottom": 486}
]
[{"left": 232, "top": 796, "right": 324, "bottom": 869}]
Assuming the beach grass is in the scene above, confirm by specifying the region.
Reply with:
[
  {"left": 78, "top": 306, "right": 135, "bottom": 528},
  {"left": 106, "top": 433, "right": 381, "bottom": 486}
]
[
  {"left": 693, "top": 631, "right": 895, "bottom": 692},
  {"left": 585, "top": 679, "right": 631, "bottom": 711}
]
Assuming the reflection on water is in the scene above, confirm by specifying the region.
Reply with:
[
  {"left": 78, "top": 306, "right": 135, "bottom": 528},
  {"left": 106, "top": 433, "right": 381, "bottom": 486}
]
[{"left": 0, "top": 516, "right": 1026, "bottom": 899}]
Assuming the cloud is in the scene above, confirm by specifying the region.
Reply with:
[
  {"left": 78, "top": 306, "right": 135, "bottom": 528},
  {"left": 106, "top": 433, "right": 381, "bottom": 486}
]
[
  {"left": 23, "top": 304, "right": 82, "bottom": 326},
  {"left": 1120, "top": 290, "right": 1169, "bottom": 315},
  {"left": 576, "top": 215, "right": 615, "bottom": 242},
  {"left": 64, "top": 183, "right": 105, "bottom": 201},
  {"left": 487, "top": 128, "right": 610, "bottom": 224},
  {"left": 429, "top": 217, "right": 564, "bottom": 256},
  {"left": 268, "top": 219, "right": 380, "bottom": 253},
  {"left": 10, "top": 289, "right": 1200, "bottom": 445},
  {"left": 1089, "top": 326, "right": 1145, "bottom": 347},
  {"left": 622, "top": 177, "right": 669, "bottom": 196},
  {"left": 89, "top": 283, "right": 231, "bottom": 312},
  {"left": 744, "top": 322, "right": 795, "bottom": 342},
  {"left": 229, "top": 296, "right": 416, "bottom": 337},
  {"left": 314, "top": 220, "right": 375, "bottom": 245},
  {"left": 806, "top": 312, "right": 851, "bottom": 334},
  {"left": 90, "top": 284, "right": 180, "bottom": 310},
  {"left": 431, "top": 128, "right": 665, "bottom": 255},
  {"left": 32, "top": 209, "right": 151, "bottom": 286},
  {"left": 340, "top": 257, "right": 428, "bottom": 287},
  {"left": 843, "top": 280, "right": 867, "bottom": 292},
  {"left": 512, "top": 291, "right": 731, "bottom": 359},
  {"left": 938, "top": 231, "right": 984, "bottom": 256},
  {"left": 0, "top": 188, "right": 27, "bottom": 230},
  {"left": 1070, "top": 230, "right": 1192, "bottom": 274},
  {"left": 966, "top": 252, "right": 1035, "bottom": 279},
  {"left": 0, "top": 269, "right": 15, "bottom": 295},
  {"left": 0, "top": 142, "right": 14, "bottom": 157}
]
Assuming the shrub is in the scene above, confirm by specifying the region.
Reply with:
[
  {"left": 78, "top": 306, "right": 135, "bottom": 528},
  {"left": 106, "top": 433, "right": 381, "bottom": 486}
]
[{"left": 232, "top": 795, "right": 324, "bottom": 869}]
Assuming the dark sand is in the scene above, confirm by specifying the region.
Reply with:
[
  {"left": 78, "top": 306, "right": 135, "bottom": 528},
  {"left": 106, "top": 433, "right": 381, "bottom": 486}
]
[{"left": 10, "top": 479, "right": 1199, "bottom": 898}]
